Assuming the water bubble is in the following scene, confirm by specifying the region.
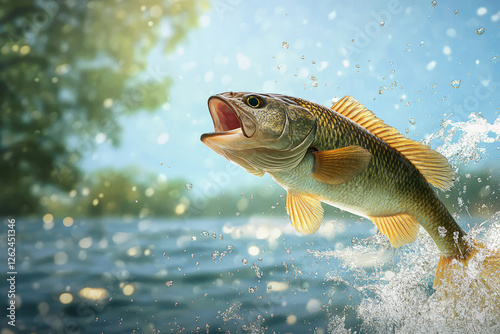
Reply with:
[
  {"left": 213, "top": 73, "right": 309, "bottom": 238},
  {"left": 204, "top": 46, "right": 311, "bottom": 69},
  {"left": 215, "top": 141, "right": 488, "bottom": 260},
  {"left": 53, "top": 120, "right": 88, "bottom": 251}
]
[
  {"left": 431, "top": 0, "right": 437, "bottom": 9},
  {"left": 476, "top": 27, "right": 485, "bottom": 35},
  {"left": 477, "top": 178, "right": 482, "bottom": 183},
  {"left": 211, "top": 251, "right": 220, "bottom": 260},
  {"left": 378, "top": 87, "right": 384, "bottom": 95},
  {"left": 491, "top": 56, "right": 499, "bottom": 63},
  {"left": 380, "top": 21, "right": 385, "bottom": 27},
  {"left": 165, "top": 281, "right": 173, "bottom": 287},
  {"left": 250, "top": 195, "right": 254, "bottom": 201},
  {"left": 450, "top": 79, "right": 461, "bottom": 89},
  {"left": 235, "top": 212, "right": 240, "bottom": 216},
  {"left": 202, "top": 230, "right": 209, "bottom": 236},
  {"left": 282, "top": 41, "right": 289, "bottom": 49},
  {"left": 409, "top": 118, "right": 416, "bottom": 125},
  {"left": 309, "top": 76, "right": 318, "bottom": 87},
  {"left": 212, "top": 232, "right": 217, "bottom": 239},
  {"left": 185, "top": 183, "right": 193, "bottom": 190},
  {"left": 438, "top": 226, "right": 447, "bottom": 238},
  {"left": 465, "top": 173, "right": 471, "bottom": 178},
  {"left": 454, "top": 9, "right": 458, "bottom": 15},
  {"left": 301, "top": 55, "right": 305, "bottom": 59},
  {"left": 226, "top": 244, "right": 234, "bottom": 251},
  {"left": 242, "top": 258, "right": 248, "bottom": 265}
]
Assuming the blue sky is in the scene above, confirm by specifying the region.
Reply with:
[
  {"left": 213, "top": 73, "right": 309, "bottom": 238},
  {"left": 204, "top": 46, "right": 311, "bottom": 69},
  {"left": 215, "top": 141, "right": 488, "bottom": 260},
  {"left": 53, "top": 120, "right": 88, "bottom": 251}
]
[{"left": 81, "top": 0, "right": 500, "bottom": 191}]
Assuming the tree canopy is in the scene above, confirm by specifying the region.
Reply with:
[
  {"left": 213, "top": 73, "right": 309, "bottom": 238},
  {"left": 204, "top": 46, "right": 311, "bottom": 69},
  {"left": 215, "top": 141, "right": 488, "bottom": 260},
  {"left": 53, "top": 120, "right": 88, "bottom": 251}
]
[{"left": 0, "top": 0, "right": 206, "bottom": 215}]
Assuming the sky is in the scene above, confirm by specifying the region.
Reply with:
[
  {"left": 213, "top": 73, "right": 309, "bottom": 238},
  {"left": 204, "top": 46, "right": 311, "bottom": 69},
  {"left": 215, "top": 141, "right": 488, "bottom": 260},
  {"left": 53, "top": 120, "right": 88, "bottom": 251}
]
[{"left": 81, "top": 0, "right": 500, "bottom": 194}]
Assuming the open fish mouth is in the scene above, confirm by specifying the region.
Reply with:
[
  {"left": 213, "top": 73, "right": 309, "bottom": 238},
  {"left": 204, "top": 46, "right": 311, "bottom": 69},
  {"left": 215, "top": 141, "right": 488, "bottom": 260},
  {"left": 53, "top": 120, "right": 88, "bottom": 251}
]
[
  {"left": 201, "top": 94, "right": 256, "bottom": 145},
  {"left": 207, "top": 96, "right": 242, "bottom": 133}
]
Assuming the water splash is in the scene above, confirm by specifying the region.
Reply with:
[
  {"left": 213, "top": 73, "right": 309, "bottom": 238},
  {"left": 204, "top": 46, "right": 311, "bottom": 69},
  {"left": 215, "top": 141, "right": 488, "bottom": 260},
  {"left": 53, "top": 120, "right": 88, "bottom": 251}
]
[
  {"left": 423, "top": 113, "right": 500, "bottom": 168},
  {"left": 313, "top": 221, "right": 500, "bottom": 333}
]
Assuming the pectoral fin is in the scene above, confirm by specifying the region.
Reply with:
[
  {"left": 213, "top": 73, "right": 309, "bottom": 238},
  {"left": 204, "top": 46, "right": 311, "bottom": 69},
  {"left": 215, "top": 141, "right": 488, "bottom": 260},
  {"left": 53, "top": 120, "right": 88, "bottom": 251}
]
[
  {"left": 286, "top": 192, "right": 324, "bottom": 235},
  {"left": 369, "top": 213, "right": 420, "bottom": 248},
  {"left": 312, "top": 146, "right": 372, "bottom": 185}
]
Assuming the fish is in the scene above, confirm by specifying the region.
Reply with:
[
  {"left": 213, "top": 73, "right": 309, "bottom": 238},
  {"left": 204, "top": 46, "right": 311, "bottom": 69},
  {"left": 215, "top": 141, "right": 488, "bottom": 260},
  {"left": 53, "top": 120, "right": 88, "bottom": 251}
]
[{"left": 201, "top": 91, "right": 500, "bottom": 297}]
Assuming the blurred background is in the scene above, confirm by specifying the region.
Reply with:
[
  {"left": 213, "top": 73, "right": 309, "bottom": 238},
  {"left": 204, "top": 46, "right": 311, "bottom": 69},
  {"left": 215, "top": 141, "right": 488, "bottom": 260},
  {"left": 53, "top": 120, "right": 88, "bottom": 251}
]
[{"left": 1, "top": 0, "right": 499, "bottom": 333}]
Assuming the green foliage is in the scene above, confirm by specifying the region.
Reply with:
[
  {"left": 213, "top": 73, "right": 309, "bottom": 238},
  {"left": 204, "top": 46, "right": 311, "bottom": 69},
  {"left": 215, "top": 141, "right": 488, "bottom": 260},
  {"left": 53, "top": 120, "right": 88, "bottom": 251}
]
[
  {"left": 0, "top": 0, "right": 206, "bottom": 215},
  {"left": 45, "top": 168, "right": 190, "bottom": 217}
]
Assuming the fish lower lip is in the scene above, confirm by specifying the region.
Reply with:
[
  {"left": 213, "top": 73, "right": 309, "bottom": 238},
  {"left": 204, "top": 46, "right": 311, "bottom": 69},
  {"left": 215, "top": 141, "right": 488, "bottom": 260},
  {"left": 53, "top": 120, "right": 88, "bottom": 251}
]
[{"left": 201, "top": 128, "right": 241, "bottom": 140}]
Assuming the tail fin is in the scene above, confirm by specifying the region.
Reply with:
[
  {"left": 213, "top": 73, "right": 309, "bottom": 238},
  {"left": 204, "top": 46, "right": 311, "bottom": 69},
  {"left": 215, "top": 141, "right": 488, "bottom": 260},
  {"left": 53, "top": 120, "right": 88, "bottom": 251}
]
[{"left": 434, "top": 242, "right": 500, "bottom": 313}]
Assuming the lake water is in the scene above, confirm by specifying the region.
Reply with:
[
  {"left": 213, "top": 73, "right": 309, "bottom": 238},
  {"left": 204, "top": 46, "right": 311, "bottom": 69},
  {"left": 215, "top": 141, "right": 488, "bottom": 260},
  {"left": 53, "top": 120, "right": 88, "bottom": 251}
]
[{"left": 5, "top": 214, "right": 500, "bottom": 333}]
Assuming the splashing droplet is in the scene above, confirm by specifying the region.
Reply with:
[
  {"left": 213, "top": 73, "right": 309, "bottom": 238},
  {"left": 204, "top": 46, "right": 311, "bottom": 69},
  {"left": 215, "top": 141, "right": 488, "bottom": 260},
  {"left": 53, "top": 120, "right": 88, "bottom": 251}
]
[
  {"left": 185, "top": 183, "right": 193, "bottom": 190},
  {"left": 309, "top": 76, "right": 318, "bottom": 87},
  {"left": 476, "top": 27, "right": 485, "bottom": 35},
  {"left": 450, "top": 79, "right": 461, "bottom": 89},
  {"left": 409, "top": 118, "right": 416, "bottom": 125}
]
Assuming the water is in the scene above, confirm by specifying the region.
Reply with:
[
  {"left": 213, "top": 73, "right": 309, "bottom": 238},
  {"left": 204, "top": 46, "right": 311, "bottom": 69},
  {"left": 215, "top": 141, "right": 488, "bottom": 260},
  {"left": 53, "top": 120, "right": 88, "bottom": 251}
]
[
  {"left": 7, "top": 216, "right": 368, "bottom": 333},
  {"left": 6, "top": 209, "right": 500, "bottom": 333}
]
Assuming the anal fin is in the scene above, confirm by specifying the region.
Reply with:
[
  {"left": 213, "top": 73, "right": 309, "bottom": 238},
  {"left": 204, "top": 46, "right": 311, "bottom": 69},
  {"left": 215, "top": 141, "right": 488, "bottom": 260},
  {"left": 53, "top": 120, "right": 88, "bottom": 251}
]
[
  {"left": 286, "top": 192, "right": 324, "bottom": 235},
  {"left": 369, "top": 213, "right": 420, "bottom": 248}
]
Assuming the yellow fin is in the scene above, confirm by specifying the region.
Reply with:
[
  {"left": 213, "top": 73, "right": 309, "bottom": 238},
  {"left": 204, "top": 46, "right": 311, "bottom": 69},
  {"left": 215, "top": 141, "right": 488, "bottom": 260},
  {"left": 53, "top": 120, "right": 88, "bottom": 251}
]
[
  {"left": 369, "top": 213, "right": 420, "bottom": 248},
  {"left": 332, "top": 96, "right": 455, "bottom": 191},
  {"left": 311, "top": 146, "right": 372, "bottom": 185},
  {"left": 286, "top": 192, "right": 324, "bottom": 235}
]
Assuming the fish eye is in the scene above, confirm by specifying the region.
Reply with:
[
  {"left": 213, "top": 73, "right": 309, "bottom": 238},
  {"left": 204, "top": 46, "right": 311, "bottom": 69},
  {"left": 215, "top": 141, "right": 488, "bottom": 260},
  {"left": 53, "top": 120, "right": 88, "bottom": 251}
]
[{"left": 246, "top": 96, "right": 263, "bottom": 108}]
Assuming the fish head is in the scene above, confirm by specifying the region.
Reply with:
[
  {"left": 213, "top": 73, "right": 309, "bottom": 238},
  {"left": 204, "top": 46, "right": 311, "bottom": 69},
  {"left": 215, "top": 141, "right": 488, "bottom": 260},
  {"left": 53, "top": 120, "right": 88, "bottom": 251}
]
[{"left": 201, "top": 92, "right": 317, "bottom": 175}]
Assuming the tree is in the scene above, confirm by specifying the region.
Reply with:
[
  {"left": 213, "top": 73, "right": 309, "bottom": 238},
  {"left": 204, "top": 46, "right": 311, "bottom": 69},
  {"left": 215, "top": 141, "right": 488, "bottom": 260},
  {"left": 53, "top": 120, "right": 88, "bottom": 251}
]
[{"left": 0, "top": 0, "right": 206, "bottom": 214}]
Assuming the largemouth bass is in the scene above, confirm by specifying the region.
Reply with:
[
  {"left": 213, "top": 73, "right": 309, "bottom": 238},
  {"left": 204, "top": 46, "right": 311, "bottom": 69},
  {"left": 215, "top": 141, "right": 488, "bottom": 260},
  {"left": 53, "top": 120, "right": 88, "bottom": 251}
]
[{"left": 201, "top": 92, "right": 500, "bottom": 292}]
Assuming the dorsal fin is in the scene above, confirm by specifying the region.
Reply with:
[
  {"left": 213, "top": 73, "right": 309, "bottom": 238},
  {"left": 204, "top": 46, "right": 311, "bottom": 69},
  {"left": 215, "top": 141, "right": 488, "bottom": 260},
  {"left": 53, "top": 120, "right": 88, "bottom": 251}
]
[{"left": 331, "top": 96, "right": 455, "bottom": 191}]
